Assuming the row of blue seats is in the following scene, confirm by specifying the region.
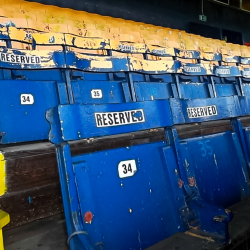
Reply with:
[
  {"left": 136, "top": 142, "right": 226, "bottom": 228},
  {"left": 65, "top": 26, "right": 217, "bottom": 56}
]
[
  {"left": 0, "top": 46, "right": 247, "bottom": 248},
  {"left": 0, "top": 47, "right": 250, "bottom": 144},
  {"left": 8, "top": 46, "right": 247, "bottom": 249}
]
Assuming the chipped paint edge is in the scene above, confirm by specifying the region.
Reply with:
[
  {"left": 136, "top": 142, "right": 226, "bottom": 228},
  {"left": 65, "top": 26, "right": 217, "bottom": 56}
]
[{"left": 0, "top": 153, "right": 6, "bottom": 196}]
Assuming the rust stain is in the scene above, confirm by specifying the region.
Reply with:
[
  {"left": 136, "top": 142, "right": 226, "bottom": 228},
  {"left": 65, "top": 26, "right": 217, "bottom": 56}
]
[{"left": 84, "top": 211, "right": 94, "bottom": 224}]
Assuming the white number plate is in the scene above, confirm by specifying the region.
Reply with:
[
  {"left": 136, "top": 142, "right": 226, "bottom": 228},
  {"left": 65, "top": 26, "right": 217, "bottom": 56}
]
[
  {"left": 20, "top": 94, "right": 34, "bottom": 105},
  {"left": 91, "top": 89, "right": 103, "bottom": 99},
  {"left": 118, "top": 160, "right": 137, "bottom": 178}
]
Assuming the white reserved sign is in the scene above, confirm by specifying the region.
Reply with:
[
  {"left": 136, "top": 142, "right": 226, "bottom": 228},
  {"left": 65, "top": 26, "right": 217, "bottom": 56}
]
[
  {"left": 118, "top": 160, "right": 137, "bottom": 178},
  {"left": 95, "top": 109, "right": 145, "bottom": 127},
  {"left": 187, "top": 105, "right": 217, "bottom": 118},
  {"left": 20, "top": 94, "right": 34, "bottom": 105},
  {"left": 183, "top": 66, "right": 201, "bottom": 73},
  {"left": 216, "top": 68, "right": 230, "bottom": 75},
  {"left": 0, "top": 53, "right": 41, "bottom": 64}
]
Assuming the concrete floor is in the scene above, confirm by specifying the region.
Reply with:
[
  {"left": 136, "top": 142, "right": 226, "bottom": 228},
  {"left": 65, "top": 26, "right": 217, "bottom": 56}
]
[{"left": 3, "top": 213, "right": 68, "bottom": 250}]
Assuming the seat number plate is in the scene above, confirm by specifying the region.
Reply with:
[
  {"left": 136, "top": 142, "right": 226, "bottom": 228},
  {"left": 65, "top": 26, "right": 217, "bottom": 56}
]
[
  {"left": 118, "top": 160, "right": 137, "bottom": 178},
  {"left": 91, "top": 89, "right": 102, "bottom": 99},
  {"left": 20, "top": 94, "right": 34, "bottom": 105}
]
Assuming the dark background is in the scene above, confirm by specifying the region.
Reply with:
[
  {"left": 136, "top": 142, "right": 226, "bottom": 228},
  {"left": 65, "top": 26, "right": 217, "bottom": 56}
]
[{"left": 27, "top": 0, "right": 250, "bottom": 44}]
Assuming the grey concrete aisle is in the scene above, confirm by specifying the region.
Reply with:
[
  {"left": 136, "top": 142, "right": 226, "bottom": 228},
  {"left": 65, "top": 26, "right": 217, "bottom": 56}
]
[{"left": 3, "top": 213, "right": 68, "bottom": 250}]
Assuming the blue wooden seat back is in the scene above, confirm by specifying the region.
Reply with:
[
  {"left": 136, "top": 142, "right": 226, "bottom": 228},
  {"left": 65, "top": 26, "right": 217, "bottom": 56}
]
[
  {"left": 127, "top": 57, "right": 180, "bottom": 101},
  {"left": 178, "top": 75, "right": 212, "bottom": 99},
  {"left": 65, "top": 52, "right": 132, "bottom": 104},
  {"left": 179, "top": 131, "right": 250, "bottom": 208},
  {"left": 71, "top": 140, "right": 183, "bottom": 249},
  {"left": 0, "top": 80, "right": 67, "bottom": 143},
  {"left": 212, "top": 66, "right": 242, "bottom": 98},
  {"left": 128, "top": 72, "right": 176, "bottom": 101},
  {"left": 0, "top": 47, "right": 67, "bottom": 144},
  {"left": 176, "top": 62, "right": 214, "bottom": 99}
]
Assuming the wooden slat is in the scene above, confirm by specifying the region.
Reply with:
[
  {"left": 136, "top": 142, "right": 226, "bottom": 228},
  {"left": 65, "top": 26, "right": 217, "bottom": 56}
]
[{"left": 0, "top": 183, "right": 63, "bottom": 229}]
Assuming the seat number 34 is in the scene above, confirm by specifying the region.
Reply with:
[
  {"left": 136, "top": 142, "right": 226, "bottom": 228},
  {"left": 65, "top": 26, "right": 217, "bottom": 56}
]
[{"left": 20, "top": 94, "right": 34, "bottom": 105}]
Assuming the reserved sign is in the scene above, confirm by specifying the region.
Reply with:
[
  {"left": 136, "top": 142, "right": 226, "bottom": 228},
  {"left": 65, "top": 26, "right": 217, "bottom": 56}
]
[
  {"left": 95, "top": 109, "right": 145, "bottom": 127},
  {"left": 187, "top": 105, "right": 217, "bottom": 118}
]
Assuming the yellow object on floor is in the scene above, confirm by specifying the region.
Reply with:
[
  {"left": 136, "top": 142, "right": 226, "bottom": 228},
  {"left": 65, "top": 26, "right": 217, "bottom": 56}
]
[{"left": 0, "top": 210, "right": 9, "bottom": 250}]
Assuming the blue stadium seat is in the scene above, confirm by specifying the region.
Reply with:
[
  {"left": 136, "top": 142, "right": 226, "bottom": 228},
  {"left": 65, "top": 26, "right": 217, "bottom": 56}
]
[
  {"left": 47, "top": 100, "right": 232, "bottom": 249},
  {"left": 166, "top": 63, "right": 250, "bottom": 208},
  {"left": 65, "top": 51, "right": 132, "bottom": 104},
  {"left": 127, "top": 57, "right": 181, "bottom": 101},
  {"left": 0, "top": 47, "right": 67, "bottom": 144},
  {"left": 168, "top": 63, "right": 241, "bottom": 124},
  {"left": 178, "top": 129, "right": 250, "bottom": 207}
]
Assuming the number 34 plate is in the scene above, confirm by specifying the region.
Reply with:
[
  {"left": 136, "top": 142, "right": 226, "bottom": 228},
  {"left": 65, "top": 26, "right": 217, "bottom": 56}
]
[{"left": 118, "top": 160, "right": 137, "bottom": 178}]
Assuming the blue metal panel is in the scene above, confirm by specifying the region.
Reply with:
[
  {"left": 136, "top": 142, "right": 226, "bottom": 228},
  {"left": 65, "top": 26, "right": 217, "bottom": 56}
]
[
  {"left": 71, "top": 80, "right": 131, "bottom": 104},
  {"left": 215, "top": 84, "right": 238, "bottom": 97},
  {"left": 242, "top": 82, "right": 250, "bottom": 96},
  {"left": 0, "top": 80, "right": 65, "bottom": 143},
  {"left": 242, "top": 127, "right": 250, "bottom": 161},
  {"left": 48, "top": 100, "right": 174, "bottom": 143},
  {"left": 235, "top": 96, "right": 250, "bottom": 116},
  {"left": 129, "top": 73, "right": 146, "bottom": 82},
  {"left": 179, "top": 132, "right": 250, "bottom": 208},
  {"left": 71, "top": 141, "right": 184, "bottom": 250},
  {"left": 0, "top": 69, "right": 5, "bottom": 80},
  {"left": 179, "top": 82, "right": 211, "bottom": 99},
  {"left": 134, "top": 82, "right": 174, "bottom": 101}
]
